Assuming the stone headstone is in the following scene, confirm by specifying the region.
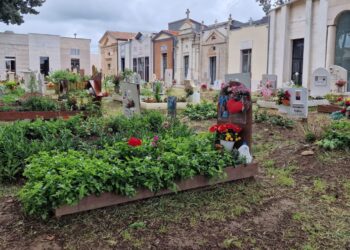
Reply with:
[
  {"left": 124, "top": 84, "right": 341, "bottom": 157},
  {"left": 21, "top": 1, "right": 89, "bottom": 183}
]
[
  {"left": 329, "top": 65, "right": 348, "bottom": 92},
  {"left": 225, "top": 73, "right": 251, "bottom": 90},
  {"left": 288, "top": 87, "right": 308, "bottom": 119},
  {"left": 22, "top": 71, "right": 32, "bottom": 92},
  {"left": 164, "top": 69, "right": 172, "bottom": 88},
  {"left": 261, "top": 74, "right": 277, "bottom": 89},
  {"left": 8, "top": 72, "right": 15, "bottom": 82},
  {"left": 121, "top": 82, "right": 141, "bottom": 118},
  {"left": 311, "top": 68, "right": 330, "bottom": 97}
]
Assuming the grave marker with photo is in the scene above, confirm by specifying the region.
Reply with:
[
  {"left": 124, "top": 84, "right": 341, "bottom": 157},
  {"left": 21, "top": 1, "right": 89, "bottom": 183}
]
[{"left": 311, "top": 68, "right": 330, "bottom": 97}]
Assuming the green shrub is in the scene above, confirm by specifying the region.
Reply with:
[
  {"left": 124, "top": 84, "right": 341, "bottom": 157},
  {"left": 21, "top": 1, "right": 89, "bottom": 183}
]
[
  {"left": 0, "top": 112, "right": 193, "bottom": 182},
  {"left": 21, "top": 96, "right": 59, "bottom": 111},
  {"left": 183, "top": 102, "right": 217, "bottom": 120},
  {"left": 19, "top": 133, "right": 243, "bottom": 219},
  {"left": 317, "top": 120, "right": 350, "bottom": 150},
  {"left": 254, "top": 110, "right": 294, "bottom": 129}
]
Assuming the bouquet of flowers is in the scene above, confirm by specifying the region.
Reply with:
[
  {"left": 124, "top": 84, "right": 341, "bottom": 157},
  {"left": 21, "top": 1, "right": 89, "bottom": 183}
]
[
  {"left": 276, "top": 89, "right": 291, "bottom": 106},
  {"left": 209, "top": 123, "right": 243, "bottom": 151}
]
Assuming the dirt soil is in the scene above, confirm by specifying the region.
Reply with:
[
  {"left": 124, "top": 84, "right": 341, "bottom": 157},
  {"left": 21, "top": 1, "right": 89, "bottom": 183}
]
[{"left": 0, "top": 111, "right": 349, "bottom": 250}]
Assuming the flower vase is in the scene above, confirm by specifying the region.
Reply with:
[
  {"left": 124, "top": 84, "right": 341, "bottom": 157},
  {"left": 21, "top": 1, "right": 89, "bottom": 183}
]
[{"left": 220, "top": 140, "right": 235, "bottom": 152}]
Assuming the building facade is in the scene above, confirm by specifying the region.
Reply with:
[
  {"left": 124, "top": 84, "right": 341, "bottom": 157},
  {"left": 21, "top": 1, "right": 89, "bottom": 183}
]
[
  {"left": 199, "top": 17, "right": 243, "bottom": 85},
  {"left": 268, "top": 0, "right": 350, "bottom": 92},
  {"left": 99, "top": 31, "right": 136, "bottom": 78},
  {"left": 118, "top": 32, "right": 155, "bottom": 82},
  {"left": 172, "top": 15, "right": 202, "bottom": 85},
  {"left": 153, "top": 30, "right": 178, "bottom": 80},
  {"left": 0, "top": 31, "right": 91, "bottom": 80},
  {"left": 228, "top": 17, "right": 269, "bottom": 91}
]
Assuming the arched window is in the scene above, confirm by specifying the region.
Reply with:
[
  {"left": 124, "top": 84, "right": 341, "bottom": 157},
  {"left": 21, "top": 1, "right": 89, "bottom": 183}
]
[{"left": 335, "top": 11, "right": 350, "bottom": 91}]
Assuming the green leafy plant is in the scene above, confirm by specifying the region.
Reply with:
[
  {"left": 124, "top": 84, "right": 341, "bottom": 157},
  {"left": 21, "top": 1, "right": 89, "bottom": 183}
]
[
  {"left": 183, "top": 102, "right": 217, "bottom": 120},
  {"left": 154, "top": 82, "right": 162, "bottom": 103},
  {"left": 19, "top": 132, "right": 242, "bottom": 219},
  {"left": 254, "top": 110, "right": 294, "bottom": 128},
  {"left": 21, "top": 96, "right": 59, "bottom": 111},
  {"left": 317, "top": 120, "right": 350, "bottom": 150}
]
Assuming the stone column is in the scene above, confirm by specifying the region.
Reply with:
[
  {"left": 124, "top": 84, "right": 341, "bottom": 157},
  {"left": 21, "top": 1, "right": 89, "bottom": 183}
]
[
  {"left": 278, "top": 5, "right": 290, "bottom": 87},
  {"left": 302, "top": 0, "right": 313, "bottom": 89},
  {"left": 268, "top": 11, "right": 276, "bottom": 75},
  {"left": 326, "top": 25, "right": 337, "bottom": 69}
]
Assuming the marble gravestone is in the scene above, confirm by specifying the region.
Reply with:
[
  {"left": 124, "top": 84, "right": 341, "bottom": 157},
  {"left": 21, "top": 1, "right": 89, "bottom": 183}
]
[
  {"left": 225, "top": 73, "right": 251, "bottom": 90},
  {"left": 311, "top": 68, "right": 331, "bottom": 97},
  {"left": 164, "top": 69, "right": 173, "bottom": 88},
  {"left": 120, "top": 82, "right": 141, "bottom": 118},
  {"left": 329, "top": 65, "right": 348, "bottom": 92},
  {"left": 8, "top": 72, "right": 15, "bottom": 82},
  {"left": 288, "top": 88, "right": 308, "bottom": 119}
]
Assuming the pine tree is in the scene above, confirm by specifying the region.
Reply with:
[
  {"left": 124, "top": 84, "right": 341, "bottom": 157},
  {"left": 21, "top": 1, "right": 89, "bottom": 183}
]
[{"left": 0, "top": 0, "right": 46, "bottom": 25}]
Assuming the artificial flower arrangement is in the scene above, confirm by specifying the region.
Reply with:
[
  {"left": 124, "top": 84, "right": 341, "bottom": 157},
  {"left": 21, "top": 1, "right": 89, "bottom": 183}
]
[
  {"left": 219, "top": 81, "right": 251, "bottom": 120},
  {"left": 336, "top": 79, "right": 347, "bottom": 88},
  {"left": 339, "top": 97, "right": 350, "bottom": 119},
  {"left": 275, "top": 89, "right": 291, "bottom": 106},
  {"left": 330, "top": 97, "right": 350, "bottom": 120},
  {"left": 209, "top": 123, "right": 242, "bottom": 152},
  {"left": 259, "top": 80, "right": 275, "bottom": 101}
]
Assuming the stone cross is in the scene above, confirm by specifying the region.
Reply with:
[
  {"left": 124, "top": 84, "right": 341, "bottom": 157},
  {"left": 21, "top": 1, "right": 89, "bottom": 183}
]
[{"left": 186, "top": 9, "right": 190, "bottom": 19}]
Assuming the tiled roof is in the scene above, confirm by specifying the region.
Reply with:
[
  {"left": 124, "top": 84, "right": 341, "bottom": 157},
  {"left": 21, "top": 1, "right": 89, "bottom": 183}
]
[
  {"left": 162, "top": 30, "right": 179, "bottom": 36},
  {"left": 107, "top": 31, "right": 137, "bottom": 40}
]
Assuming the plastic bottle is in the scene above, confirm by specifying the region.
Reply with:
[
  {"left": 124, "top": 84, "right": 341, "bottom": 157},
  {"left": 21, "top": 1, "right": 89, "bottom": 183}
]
[{"left": 238, "top": 142, "right": 253, "bottom": 164}]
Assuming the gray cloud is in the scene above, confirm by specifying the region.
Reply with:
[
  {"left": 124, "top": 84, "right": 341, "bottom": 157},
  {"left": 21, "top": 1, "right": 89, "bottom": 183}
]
[{"left": 0, "top": 0, "right": 264, "bottom": 52}]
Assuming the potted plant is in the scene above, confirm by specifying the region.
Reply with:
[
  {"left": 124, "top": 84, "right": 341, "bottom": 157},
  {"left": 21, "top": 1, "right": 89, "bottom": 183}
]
[{"left": 209, "top": 123, "right": 242, "bottom": 152}]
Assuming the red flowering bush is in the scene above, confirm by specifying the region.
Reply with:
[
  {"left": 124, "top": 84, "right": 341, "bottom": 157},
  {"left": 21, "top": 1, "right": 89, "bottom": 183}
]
[{"left": 128, "top": 137, "right": 142, "bottom": 147}]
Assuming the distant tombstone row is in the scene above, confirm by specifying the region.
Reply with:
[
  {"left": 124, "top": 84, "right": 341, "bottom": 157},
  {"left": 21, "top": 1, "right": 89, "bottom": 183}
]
[{"left": 311, "top": 65, "right": 348, "bottom": 97}]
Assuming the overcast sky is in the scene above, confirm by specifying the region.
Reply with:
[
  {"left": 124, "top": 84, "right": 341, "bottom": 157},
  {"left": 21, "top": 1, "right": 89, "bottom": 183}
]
[{"left": 0, "top": 0, "right": 264, "bottom": 53}]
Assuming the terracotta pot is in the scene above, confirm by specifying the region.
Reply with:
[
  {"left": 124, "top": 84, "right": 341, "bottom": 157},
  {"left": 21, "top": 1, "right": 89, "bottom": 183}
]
[{"left": 282, "top": 99, "right": 290, "bottom": 106}]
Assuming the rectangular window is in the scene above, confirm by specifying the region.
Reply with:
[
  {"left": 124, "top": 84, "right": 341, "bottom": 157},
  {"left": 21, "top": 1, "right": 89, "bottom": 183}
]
[
  {"left": 71, "top": 59, "right": 80, "bottom": 72},
  {"left": 138, "top": 57, "right": 145, "bottom": 80},
  {"left": 145, "top": 57, "right": 150, "bottom": 82},
  {"left": 162, "top": 53, "right": 168, "bottom": 79},
  {"left": 40, "top": 57, "right": 50, "bottom": 76},
  {"left": 5, "top": 57, "right": 16, "bottom": 73},
  {"left": 121, "top": 58, "right": 125, "bottom": 72},
  {"left": 184, "top": 55, "right": 189, "bottom": 79},
  {"left": 291, "top": 39, "right": 304, "bottom": 86},
  {"left": 108, "top": 63, "right": 111, "bottom": 70},
  {"left": 133, "top": 58, "right": 137, "bottom": 72},
  {"left": 241, "top": 49, "right": 252, "bottom": 73},
  {"left": 209, "top": 56, "right": 216, "bottom": 85},
  {"left": 70, "top": 49, "right": 80, "bottom": 56}
]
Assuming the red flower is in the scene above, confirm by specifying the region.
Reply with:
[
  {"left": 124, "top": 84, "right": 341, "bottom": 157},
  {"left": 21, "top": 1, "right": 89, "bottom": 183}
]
[
  {"left": 128, "top": 137, "right": 142, "bottom": 147},
  {"left": 218, "top": 124, "right": 228, "bottom": 133},
  {"left": 345, "top": 101, "right": 350, "bottom": 106},
  {"left": 209, "top": 124, "right": 218, "bottom": 133},
  {"left": 225, "top": 123, "right": 242, "bottom": 133},
  {"left": 337, "top": 97, "right": 344, "bottom": 102}
]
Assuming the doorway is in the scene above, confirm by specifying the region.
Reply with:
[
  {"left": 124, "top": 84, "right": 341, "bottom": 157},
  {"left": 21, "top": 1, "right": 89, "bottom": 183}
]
[
  {"left": 209, "top": 56, "right": 216, "bottom": 85},
  {"left": 335, "top": 11, "right": 350, "bottom": 92},
  {"left": 291, "top": 39, "right": 304, "bottom": 86}
]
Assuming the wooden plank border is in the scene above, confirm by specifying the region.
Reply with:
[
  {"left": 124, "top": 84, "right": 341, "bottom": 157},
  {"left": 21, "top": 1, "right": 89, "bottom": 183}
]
[
  {"left": 0, "top": 111, "right": 84, "bottom": 121},
  {"left": 55, "top": 164, "right": 258, "bottom": 217}
]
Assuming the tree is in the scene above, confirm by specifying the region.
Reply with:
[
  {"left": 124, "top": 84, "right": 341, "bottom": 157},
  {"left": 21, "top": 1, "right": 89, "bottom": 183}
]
[
  {"left": 0, "top": 0, "right": 46, "bottom": 25},
  {"left": 256, "top": 0, "right": 289, "bottom": 15}
]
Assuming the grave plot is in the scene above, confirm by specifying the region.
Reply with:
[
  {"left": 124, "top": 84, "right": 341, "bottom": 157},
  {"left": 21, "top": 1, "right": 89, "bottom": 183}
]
[
  {"left": 0, "top": 71, "right": 106, "bottom": 121},
  {"left": 16, "top": 79, "right": 256, "bottom": 218}
]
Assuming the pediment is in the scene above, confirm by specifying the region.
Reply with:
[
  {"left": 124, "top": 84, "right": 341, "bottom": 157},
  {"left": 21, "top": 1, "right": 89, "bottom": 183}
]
[
  {"left": 100, "top": 33, "right": 117, "bottom": 46},
  {"left": 203, "top": 30, "right": 226, "bottom": 45},
  {"left": 154, "top": 33, "right": 172, "bottom": 41}
]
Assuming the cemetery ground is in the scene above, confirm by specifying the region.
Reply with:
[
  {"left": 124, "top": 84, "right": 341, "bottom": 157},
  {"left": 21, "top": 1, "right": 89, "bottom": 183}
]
[{"left": 0, "top": 105, "right": 349, "bottom": 249}]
